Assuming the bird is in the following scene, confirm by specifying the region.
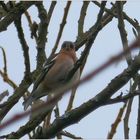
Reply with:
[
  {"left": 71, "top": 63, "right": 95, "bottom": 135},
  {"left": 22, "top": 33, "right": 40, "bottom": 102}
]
[{"left": 23, "top": 41, "right": 80, "bottom": 110}]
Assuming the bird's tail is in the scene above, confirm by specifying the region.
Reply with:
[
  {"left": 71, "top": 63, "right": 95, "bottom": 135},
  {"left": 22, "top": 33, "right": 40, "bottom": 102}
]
[{"left": 23, "top": 96, "right": 34, "bottom": 110}]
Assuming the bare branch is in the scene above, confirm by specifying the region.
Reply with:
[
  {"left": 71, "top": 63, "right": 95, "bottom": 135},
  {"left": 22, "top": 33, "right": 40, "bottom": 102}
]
[
  {"left": 107, "top": 103, "right": 127, "bottom": 139},
  {"left": 136, "top": 80, "right": 140, "bottom": 138},
  {"left": 0, "top": 2, "right": 35, "bottom": 32},
  {"left": 136, "top": 95, "right": 140, "bottom": 138},
  {"left": 54, "top": 104, "right": 62, "bottom": 139},
  {"left": 0, "top": 46, "right": 7, "bottom": 75},
  {"left": 24, "top": 11, "right": 32, "bottom": 28},
  {"left": 0, "top": 76, "right": 32, "bottom": 122},
  {"left": 66, "top": 87, "right": 77, "bottom": 111},
  {"left": 49, "top": 1, "right": 71, "bottom": 59},
  {"left": 48, "top": 1, "right": 57, "bottom": 25},
  {"left": 60, "top": 130, "right": 83, "bottom": 139},
  {"left": 14, "top": 17, "right": 31, "bottom": 78},
  {"left": 123, "top": 77, "right": 139, "bottom": 139},
  {"left": 0, "top": 90, "right": 9, "bottom": 103},
  {"left": 0, "top": 47, "right": 17, "bottom": 89},
  {"left": 0, "top": 70, "right": 17, "bottom": 90},
  {"left": 105, "top": 90, "right": 140, "bottom": 105},
  {"left": 35, "top": 2, "right": 48, "bottom": 71},
  {"left": 93, "top": 1, "right": 140, "bottom": 35},
  {"left": 78, "top": 1, "right": 90, "bottom": 37},
  {"left": 116, "top": 1, "right": 132, "bottom": 65},
  {"left": 24, "top": 11, "right": 38, "bottom": 41},
  {"left": 75, "top": 1, "right": 126, "bottom": 50}
]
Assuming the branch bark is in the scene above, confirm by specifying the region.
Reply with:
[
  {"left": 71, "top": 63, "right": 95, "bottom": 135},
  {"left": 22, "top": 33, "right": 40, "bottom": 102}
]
[
  {"left": 35, "top": 2, "right": 48, "bottom": 71},
  {"left": 50, "top": 1, "right": 71, "bottom": 59},
  {"left": 0, "top": 2, "right": 35, "bottom": 32},
  {"left": 14, "top": 17, "right": 31, "bottom": 78}
]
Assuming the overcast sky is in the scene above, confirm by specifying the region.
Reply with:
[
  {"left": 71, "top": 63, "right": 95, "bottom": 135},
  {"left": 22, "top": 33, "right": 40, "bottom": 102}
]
[{"left": 0, "top": 1, "right": 140, "bottom": 139}]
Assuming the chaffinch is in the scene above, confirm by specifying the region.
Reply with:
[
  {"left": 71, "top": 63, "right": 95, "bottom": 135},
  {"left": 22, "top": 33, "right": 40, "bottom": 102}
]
[{"left": 24, "top": 41, "right": 80, "bottom": 110}]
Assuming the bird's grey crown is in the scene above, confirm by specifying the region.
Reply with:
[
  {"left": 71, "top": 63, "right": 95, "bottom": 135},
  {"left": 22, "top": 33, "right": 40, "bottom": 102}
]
[{"left": 61, "top": 41, "right": 75, "bottom": 49}]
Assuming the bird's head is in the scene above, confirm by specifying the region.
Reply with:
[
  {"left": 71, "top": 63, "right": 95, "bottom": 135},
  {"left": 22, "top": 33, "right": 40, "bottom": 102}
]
[{"left": 61, "top": 41, "right": 75, "bottom": 52}]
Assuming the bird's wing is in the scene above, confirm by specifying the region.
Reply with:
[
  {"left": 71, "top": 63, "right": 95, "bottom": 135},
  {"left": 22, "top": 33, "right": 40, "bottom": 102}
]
[{"left": 32, "top": 55, "right": 58, "bottom": 92}]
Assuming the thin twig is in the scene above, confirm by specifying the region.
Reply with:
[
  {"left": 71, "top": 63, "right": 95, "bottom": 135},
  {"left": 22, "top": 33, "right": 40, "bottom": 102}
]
[
  {"left": 49, "top": 1, "right": 71, "bottom": 59},
  {"left": 60, "top": 130, "right": 83, "bottom": 139},
  {"left": 107, "top": 103, "right": 127, "bottom": 139},
  {"left": 93, "top": 1, "right": 140, "bottom": 35},
  {"left": 123, "top": 76, "right": 139, "bottom": 138},
  {"left": 105, "top": 90, "right": 140, "bottom": 105},
  {"left": 0, "top": 90, "right": 9, "bottom": 103},
  {"left": 24, "top": 11, "right": 33, "bottom": 31},
  {"left": 48, "top": 1, "right": 57, "bottom": 25},
  {"left": 116, "top": 1, "right": 132, "bottom": 65},
  {"left": 24, "top": 10, "right": 38, "bottom": 41},
  {"left": 0, "top": 2, "right": 35, "bottom": 32},
  {"left": 78, "top": 1, "right": 90, "bottom": 37},
  {"left": 66, "top": 87, "right": 77, "bottom": 111},
  {"left": 0, "top": 70, "right": 17, "bottom": 90},
  {"left": 0, "top": 76, "right": 32, "bottom": 122},
  {"left": 54, "top": 104, "right": 62, "bottom": 139},
  {"left": 136, "top": 95, "right": 140, "bottom": 138},
  {"left": 0, "top": 47, "right": 17, "bottom": 89},
  {"left": 0, "top": 46, "right": 7, "bottom": 75},
  {"left": 75, "top": 2, "right": 126, "bottom": 50},
  {"left": 107, "top": 3, "right": 133, "bottom": 137},
  {"left": 136, "top": 79, "right": 140, "bottom": 138},
  {"left": 124, "top": 99, "right": 132, "bottom": 138}
]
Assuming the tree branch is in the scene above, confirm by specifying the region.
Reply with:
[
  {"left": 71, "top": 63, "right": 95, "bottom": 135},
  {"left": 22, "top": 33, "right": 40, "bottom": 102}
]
[
  {"left": 105, "top": 90, "right": 140, "bottom": 105},
  {"left": 0, "top": 90, "right": 9, "bottom": 103},
  {"left": 136, "top": 80, "right": 140, "bottom": 138},
  {"left": 93, "top": 1, "right": 140, "bottom": 35},
  {"left": 107, "top": 103, "right": 127, "bottom": 139},
  {"left": 0, "top": 76, "right": 32, "bottom": 122},
  {"left": 49, "top": 1, "right": 71, "bottom": 59},
  {"left": 75, "top": 1, "right": 126, "bottom": 50},
  {"left": 14, "top": 17, "right": 31, "bottom": 78},
  {"left": 0, "top": 46, "right": 7, "bottom": 75},
  {"left": 35, "top": 2, "right": 48, "bottom": 72},
  {"left": 47, "top": 1, "right": 57, "bottom": 25},
  {"left": 60, "top": 130, "right": 83, "bottom": 139},
  {"left": 0, "top": 2, "right": 35, "bottom": 32},
  {"left": 77, "top": 1, "right": 90, "bottom": 37},
  {"left": 0, "top": 47, "right": 17, "bottom": 89},
  {"left": 116, "top": 1, "right": 132, "bottom": 65}
]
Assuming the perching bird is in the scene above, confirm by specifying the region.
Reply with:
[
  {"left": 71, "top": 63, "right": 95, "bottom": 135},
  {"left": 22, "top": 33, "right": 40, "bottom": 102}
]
[{"left": 23, "top": 41, "right": 80, "bottom": 110}]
